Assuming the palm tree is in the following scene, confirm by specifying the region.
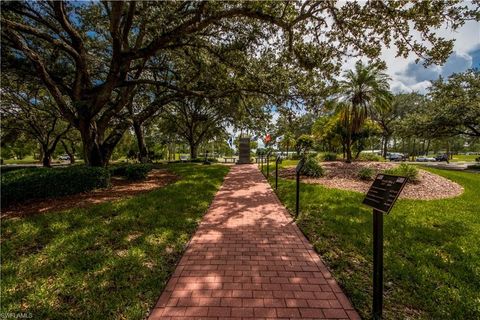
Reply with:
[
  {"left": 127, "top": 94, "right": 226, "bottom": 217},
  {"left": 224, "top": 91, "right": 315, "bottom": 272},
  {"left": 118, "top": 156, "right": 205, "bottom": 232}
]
[
  {"left": 280, "top": 132, "right": 296, "bottom": 159},
  {"left": 338, "top": 61, "right": 392, "bottom": 163}
]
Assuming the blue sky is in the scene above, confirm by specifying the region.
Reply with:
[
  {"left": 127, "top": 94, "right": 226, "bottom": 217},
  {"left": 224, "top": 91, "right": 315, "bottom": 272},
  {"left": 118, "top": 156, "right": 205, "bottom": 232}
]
[
  {"left": 338, "top": 16, "right": 479, "bottom": 95},
  {"left": 381, "top": 19, "right": 480, "bottom": 94}
]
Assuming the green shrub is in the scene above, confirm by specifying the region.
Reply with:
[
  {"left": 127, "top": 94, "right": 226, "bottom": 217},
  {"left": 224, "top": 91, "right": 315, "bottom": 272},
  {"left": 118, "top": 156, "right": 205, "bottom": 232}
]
[
  {"left": 467, "top": 164, "right": 480, "bottom": 170},
  {"left": 109, "top": 163, "right": 153, "bottom": 180},
  {"left": 320, "top": 152, "right": 337, "bottom": 161},
  {"left": 109, "top": 164, "right": 129, "bottom": 176},
  {"left": 110, "top": 164, "right": 152, "bottom": 180},
  {"left": 358, "top": 167, "right": 374, "bottom": 180},
  {"left": 125, "top": 164, "right": 151, "bottom": 180},
  {"left": 358, "top": 153, "right": 384, "bottom": 161},
  {"left": 299, "top": 157, "right": 324, "bottom": 178},
  {"left": 1, "top": 166, "right": 110, "bottom": 206},
  {"left": 384, "top": 163, "right": 419, "bottom": 182}
]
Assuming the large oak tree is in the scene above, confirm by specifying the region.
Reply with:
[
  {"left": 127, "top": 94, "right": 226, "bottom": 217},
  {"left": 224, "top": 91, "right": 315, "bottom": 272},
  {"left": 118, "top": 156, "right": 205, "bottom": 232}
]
[{"left": 2, "top": 0, "right": 476, "bottom": 166}]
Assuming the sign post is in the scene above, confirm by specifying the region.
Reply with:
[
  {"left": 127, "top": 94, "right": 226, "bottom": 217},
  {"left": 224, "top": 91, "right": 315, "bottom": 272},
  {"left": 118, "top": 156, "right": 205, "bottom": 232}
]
[
  {"left": 275, "top": 156, "right": 282, "bottom": 190},
  {"left": 295, "top": 158, "right": 306, "bottom": 218},
  {"left": 362, "top": 174, "right": 408, "bottom": 320}
]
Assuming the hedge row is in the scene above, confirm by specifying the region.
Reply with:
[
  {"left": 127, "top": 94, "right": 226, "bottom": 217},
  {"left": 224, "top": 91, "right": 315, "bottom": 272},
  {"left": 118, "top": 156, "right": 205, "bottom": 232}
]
[
  {"left": 109, "top": 163, "right": 153, "bottom": 180},
  {"left": 1, "top": 166, "right": 110, "bottom": 206}
]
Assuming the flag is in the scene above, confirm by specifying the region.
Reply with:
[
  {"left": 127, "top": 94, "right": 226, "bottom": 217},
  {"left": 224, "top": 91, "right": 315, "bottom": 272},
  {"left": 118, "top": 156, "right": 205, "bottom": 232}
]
[
  {"left": 265, "top": 134, "right": 271, "bottom": 144},
  {"left": 227, "top": 136, "right": 234, "bottom": 148}
]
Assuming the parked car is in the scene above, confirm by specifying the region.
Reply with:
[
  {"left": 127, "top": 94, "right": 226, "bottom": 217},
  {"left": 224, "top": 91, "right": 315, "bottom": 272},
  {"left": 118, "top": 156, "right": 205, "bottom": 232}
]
[
  {"left": 387, "top": 153, "right": 406, "bottom": 161},
  {"left": 416, "top": 156, "right": 436, "bottom": 162},
  {"left": 58, "top": 155, "right": 70, "bottom": 161},
  {"left": 435, "top": 154, "right": 449, "bottom": 162}
]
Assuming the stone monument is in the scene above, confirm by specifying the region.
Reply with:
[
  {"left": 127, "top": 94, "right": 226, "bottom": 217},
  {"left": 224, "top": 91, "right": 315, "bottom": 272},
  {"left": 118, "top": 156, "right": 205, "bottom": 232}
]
[{"left": 237, "top": 137, "right": 251, "bottom": 164}]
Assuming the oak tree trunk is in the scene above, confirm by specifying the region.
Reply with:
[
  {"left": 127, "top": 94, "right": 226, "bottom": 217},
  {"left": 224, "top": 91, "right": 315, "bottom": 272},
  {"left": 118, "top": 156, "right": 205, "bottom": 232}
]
[
  {"left": 42, "top": 148, "right": 52, "bottom": 168},
  {"left": 133, "top": 121, "right": 149, "bottom": 163}
]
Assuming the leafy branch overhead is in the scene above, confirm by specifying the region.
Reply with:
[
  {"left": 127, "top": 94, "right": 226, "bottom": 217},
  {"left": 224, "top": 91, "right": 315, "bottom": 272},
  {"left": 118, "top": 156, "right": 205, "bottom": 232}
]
[{"left": 1, "top": 0, "right": 477, "bottom": 166}]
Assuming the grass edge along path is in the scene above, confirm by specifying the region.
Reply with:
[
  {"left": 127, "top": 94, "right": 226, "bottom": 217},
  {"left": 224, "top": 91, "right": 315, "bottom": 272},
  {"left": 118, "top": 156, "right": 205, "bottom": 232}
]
[
  {"left": 1, "top": 164, "right": 230, "bottom": 320},
  {"left": 269, "top": 167, "right": 480, "bottom": 320}
]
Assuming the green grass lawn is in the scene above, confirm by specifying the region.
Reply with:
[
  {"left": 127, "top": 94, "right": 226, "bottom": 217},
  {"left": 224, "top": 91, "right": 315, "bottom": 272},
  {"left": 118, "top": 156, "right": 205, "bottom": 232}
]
[
  {"left": 1, "top": 164, "right": 229, "bottom": 319},
  {"left": 451, "top": 154, "right": 479, "bottom": 162},
  {"left": 270, "top": 168, "right": 480, "bottom": 320},
  {"left": 2, "top": 156, "right": 40, "bottom": 164}
]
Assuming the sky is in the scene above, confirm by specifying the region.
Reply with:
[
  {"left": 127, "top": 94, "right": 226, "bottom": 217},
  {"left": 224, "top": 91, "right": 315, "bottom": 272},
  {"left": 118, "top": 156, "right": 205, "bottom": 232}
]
[
  {"left": 377, "top": 19, "right": 479, "bottom": 94},
  {"left": 233, "top": 6, "right": 480, "bottom": 147}
]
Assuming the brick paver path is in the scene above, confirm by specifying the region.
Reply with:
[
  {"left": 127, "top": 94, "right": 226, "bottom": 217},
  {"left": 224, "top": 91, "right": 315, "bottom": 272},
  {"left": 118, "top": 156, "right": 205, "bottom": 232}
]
[{"left": 149, "top": 164, "right": 360, "bottom": 320}]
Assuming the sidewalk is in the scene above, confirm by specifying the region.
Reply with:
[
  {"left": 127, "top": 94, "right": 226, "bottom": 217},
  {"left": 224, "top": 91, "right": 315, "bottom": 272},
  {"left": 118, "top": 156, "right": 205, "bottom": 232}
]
[{"left": 149, "top": 164, "right": 360, "bottom": 319}]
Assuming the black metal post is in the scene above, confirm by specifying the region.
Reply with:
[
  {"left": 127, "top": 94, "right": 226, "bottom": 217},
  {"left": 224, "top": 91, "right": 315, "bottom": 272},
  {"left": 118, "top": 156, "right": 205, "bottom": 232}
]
[
  {"left": 266, "top": 155, "right": 270, "bottom": 177},
  {"left": 295, "top": 169, "right": 300, "bottom": 217},
  {"left": 261, "top": 156, "right": 264, "bottom": 173},
  {"left": 275, "top": 158, "right": 279, "bottom": 189},
  {"left": 373, "top": 209, "right": 384, "bottom": 320}
]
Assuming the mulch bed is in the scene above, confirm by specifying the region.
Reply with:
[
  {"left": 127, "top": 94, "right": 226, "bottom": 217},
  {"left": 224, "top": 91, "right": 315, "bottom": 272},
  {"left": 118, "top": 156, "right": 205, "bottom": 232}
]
[
  {"left": 280, "top": 161, "right": 463, "bottom": 200},
  {"left": 1, "top": 169, "right": 179, "bottom": 219}
]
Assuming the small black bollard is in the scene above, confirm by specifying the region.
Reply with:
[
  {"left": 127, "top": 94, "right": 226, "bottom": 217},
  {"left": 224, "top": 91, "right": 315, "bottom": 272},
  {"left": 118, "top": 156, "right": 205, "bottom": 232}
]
[
  {"left": 275, "top": 156, "right": 281, "bottom": 190},
  {"left": 261, "top": 156, "right": 264, "bottom": 173},
  {"left": 266, "top": 155, "right": 270, "bottom": 177},
  {"left": 296, "top": 170, "right": 300, "bottom": 217},
  {"left": 295, "top": 158, "right": 305, "bottom": 218}
]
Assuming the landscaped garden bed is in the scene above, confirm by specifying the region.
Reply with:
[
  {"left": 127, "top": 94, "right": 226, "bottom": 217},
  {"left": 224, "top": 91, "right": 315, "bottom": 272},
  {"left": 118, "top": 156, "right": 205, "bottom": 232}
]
[
  {"left": 279, "top": 161, "right": 463, "bottom": 200},
  {"left": 272, "top": 168, "right": 480, "bottom": 320}
]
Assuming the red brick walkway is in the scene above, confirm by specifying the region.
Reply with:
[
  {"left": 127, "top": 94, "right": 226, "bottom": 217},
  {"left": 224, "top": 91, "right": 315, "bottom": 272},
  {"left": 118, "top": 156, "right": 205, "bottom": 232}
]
[{"left": 149, "top": 164, "right": 360, "bottom": 320}]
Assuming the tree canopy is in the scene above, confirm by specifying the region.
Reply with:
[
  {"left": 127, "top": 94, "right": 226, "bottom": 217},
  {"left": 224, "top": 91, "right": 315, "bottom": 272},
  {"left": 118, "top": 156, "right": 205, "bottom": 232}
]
[{"left": 1, "top": 1, "right": 478, "bottom": 165}]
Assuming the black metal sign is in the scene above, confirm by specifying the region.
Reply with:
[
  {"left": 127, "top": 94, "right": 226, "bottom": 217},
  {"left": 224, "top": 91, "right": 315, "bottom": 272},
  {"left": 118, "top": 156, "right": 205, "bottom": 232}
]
[
  {"left": 363, "top": 173, "right": 408, "bottom": 320},
  {"left": 363, "top": 174, "right": 408, "bottom": 214}
]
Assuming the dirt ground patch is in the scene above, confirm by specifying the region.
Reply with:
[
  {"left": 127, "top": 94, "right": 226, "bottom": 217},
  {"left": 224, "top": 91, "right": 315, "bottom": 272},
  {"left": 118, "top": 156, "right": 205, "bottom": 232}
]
[
  {"left": 280, "top": 161, "right": 463, "bottom": 200},
  {"left": 1, "top": 169, "right": 179, "bottom": 219}
]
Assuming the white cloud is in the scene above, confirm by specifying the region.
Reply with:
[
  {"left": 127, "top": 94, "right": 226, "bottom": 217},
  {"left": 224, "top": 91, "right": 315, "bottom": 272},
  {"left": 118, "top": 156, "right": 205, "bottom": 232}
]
[
  {"left": 409, "top": 81, "right": 433, "bottom": 94},
  {"left": 379, "top": 13, "right": 479, "bottom": 93}
]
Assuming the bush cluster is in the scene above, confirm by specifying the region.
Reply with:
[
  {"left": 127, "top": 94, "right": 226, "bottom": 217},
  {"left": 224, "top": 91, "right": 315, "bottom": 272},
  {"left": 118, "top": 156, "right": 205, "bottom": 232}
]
[
  {"left": 358, "top": 153, "right": 384, "bottom": 162},
  {"left": 1, "top": 166, "right": 110, "bottom": 206},
  {"left": 358, "top": 167, "right": 374, "bottom": 180},
  {"left": 384, "top": 163, "right": 419, "bottom": 182},
  {"left": 110, "top": 163, "right": 153, "bottom": 180},
  {"left": 467, "top": 164, "right": 480, "bottom": 170},
  {"left": 320, "top": 152, "right": 337, "bottom": 161},
  {"left": 299, "top": 157, "right": 324, "bottom": 178}
]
